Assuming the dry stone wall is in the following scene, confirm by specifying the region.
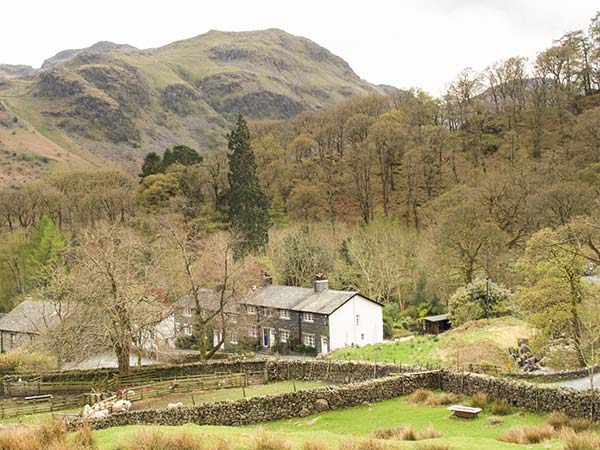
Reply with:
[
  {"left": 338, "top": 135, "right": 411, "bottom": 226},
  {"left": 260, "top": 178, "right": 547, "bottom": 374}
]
[
  {"left": 66, "top": 371, "right": 438, "bottom": 430},
  {"left": 439, "top": 371, "right": 600, "bottom": 420}
]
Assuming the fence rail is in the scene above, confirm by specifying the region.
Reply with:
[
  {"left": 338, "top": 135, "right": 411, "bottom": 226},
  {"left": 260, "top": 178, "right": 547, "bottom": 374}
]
[{"left": 0, "top": 395, "right": 84, "bottom": 419}]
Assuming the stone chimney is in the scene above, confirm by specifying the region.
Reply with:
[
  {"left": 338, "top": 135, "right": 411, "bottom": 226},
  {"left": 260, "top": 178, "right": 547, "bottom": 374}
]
[
  {"left": 314, "top": 273, "right": 328, "bottom": 293},
  {"left": 260, "top": 270, "right": 273, "bottom": 287}
]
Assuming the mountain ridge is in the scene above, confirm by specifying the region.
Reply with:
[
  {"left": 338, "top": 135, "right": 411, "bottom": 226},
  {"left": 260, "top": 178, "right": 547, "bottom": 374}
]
[{"left": 0, "top": 29, "right": 393, "bottom": 186}]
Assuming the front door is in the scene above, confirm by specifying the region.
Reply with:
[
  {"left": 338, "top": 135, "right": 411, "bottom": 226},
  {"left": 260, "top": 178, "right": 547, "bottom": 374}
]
[
  {"left": 262, "top": 328, "right": 270, "bottom": 348},
  {"left": 321, "top": 336, "right": 329, "bottom": 354}
]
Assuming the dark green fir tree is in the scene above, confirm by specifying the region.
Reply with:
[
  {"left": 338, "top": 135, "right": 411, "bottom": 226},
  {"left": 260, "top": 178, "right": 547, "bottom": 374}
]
[{"left": 227, "top": 115, "right": 270, "bottom": 258}]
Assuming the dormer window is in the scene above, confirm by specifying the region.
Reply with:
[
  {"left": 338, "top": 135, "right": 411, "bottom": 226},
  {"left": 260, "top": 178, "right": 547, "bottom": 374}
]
[
  {"left": 247, "top": 305, "right": 257, "bottom": 315},
  {"left": 280, "top": 309, "right": 290, "bottom": 320},
  {"left": 183, "top": 307, "right": 192, "bottom": 317}
]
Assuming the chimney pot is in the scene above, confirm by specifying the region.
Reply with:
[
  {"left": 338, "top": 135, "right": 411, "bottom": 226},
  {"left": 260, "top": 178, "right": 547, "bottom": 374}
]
[{"left": 314, "top": 278, "right": 329, "bottom": 293}]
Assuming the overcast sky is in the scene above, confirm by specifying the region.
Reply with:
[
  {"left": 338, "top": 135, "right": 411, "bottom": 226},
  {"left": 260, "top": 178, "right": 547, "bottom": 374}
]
[{"left": 1, "top": 0, "right": 597, "bottom": 94}]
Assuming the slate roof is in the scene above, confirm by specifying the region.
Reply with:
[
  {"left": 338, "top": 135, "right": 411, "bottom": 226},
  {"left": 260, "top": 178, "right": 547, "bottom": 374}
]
[
  {"left": 0, "top": 300, "right": 59, "bottom": 334},
  {"left": 422, "top": 314, "right": 449, "bottom": 322},
  {"left": 177, "top": 289, "right": 238, "bottom": 314},
  {"left": 243, "top": 284, "right": 373, "bottom": 315}
]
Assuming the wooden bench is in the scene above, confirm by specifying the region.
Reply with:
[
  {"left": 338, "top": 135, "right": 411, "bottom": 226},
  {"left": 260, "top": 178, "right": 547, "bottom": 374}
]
[{"left": 448, "top": 405, "right": 482, "bottom": 419}]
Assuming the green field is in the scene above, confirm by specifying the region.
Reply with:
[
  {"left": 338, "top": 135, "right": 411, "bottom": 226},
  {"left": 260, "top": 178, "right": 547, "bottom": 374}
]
[
  {"left": 130, "top": 380, "right": 329, "bottom": 411},
  {"left": 329, "top": 317, "right": 533, "bottom": 369},
  {"left": 92, "top": 394, "right": 564, "bottom": 450}
]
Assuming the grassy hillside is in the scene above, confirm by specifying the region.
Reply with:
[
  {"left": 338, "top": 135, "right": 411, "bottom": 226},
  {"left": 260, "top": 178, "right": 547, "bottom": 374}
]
[
  {"left": 0, "top": 30, "right": 386, "bottom": 186},
  {"left": 329, "top": 317, "right": 533, "bottom": 370}
]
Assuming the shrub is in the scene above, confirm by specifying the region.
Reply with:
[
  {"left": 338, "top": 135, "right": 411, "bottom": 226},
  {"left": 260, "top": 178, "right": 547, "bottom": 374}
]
[
  {"left": 490, "top": 398, "right": 510, "bottom": 416},
  {"left": 412, "top": 389, "right": 434, "bottom": 404},
  {"left": 498, "top": 424, "right": 555, "bottom": 444},
  {"left": 254, "top": 429, "right": 291, "bottom": 450},
  {"left": 415, "top": 426, "right": 442, "bottom": 440},
  {"left": 560, "top": 428, "right": 600, "bottom": 450},
  {"left": 547, "top": 411, "right": 570, "bottom": 430},
  {"left": 470, "top": 392, "right": 488, "bottom": 409},
  {"left": 303, "top": 440, "right": 329, "bottom": 450},
  {"left": 0, "top": 349, "right": 57, "bottom": 373}
]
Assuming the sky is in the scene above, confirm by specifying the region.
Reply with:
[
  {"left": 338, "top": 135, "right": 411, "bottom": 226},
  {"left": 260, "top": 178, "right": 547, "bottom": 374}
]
[{"left": 1, "top": 0, "right": 597, "bottom": 94}]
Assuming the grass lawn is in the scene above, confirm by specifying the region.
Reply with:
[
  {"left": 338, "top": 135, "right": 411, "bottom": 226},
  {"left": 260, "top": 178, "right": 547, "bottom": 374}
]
[
  {"left": 130, "top": 380, "right": 330, "bottom": 411},
  {"left": 92, "top": 394, "right": 564, "bottom": 450},
  {"left": 329, "top": 317, "right": 533, "bottom": 369}
]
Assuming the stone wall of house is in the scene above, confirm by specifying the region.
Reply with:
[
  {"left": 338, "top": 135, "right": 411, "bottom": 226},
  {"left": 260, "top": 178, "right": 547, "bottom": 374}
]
[{"left": 65, "top": 371, "right": 438, "bottom": 430}]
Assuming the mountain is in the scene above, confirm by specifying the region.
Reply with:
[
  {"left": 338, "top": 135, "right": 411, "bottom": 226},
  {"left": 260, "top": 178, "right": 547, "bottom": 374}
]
[
  {"left": 0, "top": 64, "right": 35, "bottom": 79},
  {"left": 0, "top": 29, "right": 390, "bottom": 186},
  {"left": 41, "top": 41, "right": 138, "bottom": 69}
]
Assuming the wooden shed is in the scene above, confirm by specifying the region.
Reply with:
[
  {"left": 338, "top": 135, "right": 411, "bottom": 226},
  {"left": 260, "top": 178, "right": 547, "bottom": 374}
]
[{"left": 422, "top": 314, "right": 451, "bottom": 334}]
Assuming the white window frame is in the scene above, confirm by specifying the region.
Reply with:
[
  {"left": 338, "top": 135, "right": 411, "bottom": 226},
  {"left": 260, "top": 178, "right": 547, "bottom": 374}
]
[
  {"left": 356, "top": 314, "right": 360, "bottom": 326},
  {"left": 247, "top": 305, "right": 257, "bottom": 315},
  {"left": 230, "top": 333, "right": 238, "bottom": 344},
  {"left": 279, "top": 329, "right": 291, "bottom": 343},
  {"left": 183, "top": 307, "right": 192, "bottom": 317},
  {"left": 184, "top": 325, "right": 192, "bottom": 336},
  {"left": 248, "top": 325, "right": 258, "bottom": 337},
  {"left": 302, "top": 312, "right": 314, "bottom": 323},
  {"left": 279, "top": 309, "right": 291, "bottom": 320},
  {"left": 303, "top": 333, "right": 316, "bottom": 347}
]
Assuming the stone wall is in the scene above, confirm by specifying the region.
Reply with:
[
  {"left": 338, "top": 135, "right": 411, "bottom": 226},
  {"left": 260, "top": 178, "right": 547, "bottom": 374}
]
[
  {"left": 508, "top": 365, "right": 600, "bottom": 382},
  {"left": 66, "top": 371, "right": 438, "bottom": 430},
  {"left": 439, "top": 370, "right": 600, "bottom": 420}
]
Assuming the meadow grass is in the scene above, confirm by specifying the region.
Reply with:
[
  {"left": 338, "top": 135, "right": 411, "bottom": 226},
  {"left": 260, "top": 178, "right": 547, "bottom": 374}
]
[{"left": 92, "top": 394, "right": 563, "bottom": 450}]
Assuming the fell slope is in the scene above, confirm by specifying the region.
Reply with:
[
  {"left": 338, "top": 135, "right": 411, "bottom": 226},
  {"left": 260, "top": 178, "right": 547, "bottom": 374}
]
[{"left": 0, "top": 29, "right": 388, "bottom": 185}]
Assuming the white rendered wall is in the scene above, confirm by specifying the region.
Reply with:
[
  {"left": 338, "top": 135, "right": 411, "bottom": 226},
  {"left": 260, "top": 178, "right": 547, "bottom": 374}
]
[{"left": 328, "top": 295, "right": 383, "bottom": 351}]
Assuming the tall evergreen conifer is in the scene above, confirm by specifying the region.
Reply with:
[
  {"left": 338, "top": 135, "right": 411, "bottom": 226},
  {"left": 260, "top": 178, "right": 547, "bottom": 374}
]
[{"left": 227, "top": 115, "right": 270, "bottom": 258}]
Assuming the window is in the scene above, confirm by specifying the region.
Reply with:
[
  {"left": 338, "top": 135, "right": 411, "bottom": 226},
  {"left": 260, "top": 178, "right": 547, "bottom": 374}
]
[
  {"left": 247, "top": 305, "right": 257, "bottom": 315},
  {"left": 279, "top": 329, "right": 290, "bottom": 343},
  {"left": 361, "top": 333, "right": 365, "bottom": 340},
  {"left": 302, "top": 312, "right": 314, "bottom": 323},
  {"left": 184, "top": 326, "right": 192, "bottom": 336},
  {"left": 279, "top": 309, "right": 290, "bottom": 320},
  {"left": 248, "top": 325, "right": 258, "bottom": 337},
  {"left": 303, "top": 333, "right": 316, "bottom": 347},
  {"left": 230, "top": 315, "right": 238, "bottom": 324},
  {"left": 230, "top": 333, "right": 238, "bottom": 344},
  {"left": 183, "top": 307, "right": 192, "bottom": 317},
  {"left": 356, "top": 314, "right": 360, "bottom": 326},
  {"left": 10, "top": 334, "right": 16, "bottom": 345}
]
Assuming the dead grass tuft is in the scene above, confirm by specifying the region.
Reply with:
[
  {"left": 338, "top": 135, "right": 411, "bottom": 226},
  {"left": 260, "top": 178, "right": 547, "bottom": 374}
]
[
  {"left": 412, "top": 389, "right": 434, "bottom": 404},
  {"left": 303, "top": 440, "right": 329, "bottom": 450},
  {"left": 490, "top": 398, "right": 510, "bottom": 416},
  {"left": 412, "top": 443, "right": 451, "bottom": 450},
  {"left": 498, "top": 424, "right": 555, "bottom": 444},
  {"left": 560, "top": 428, "right": 600, "bottom": 450},
  {"left": 469, "top": 392, "right": 488, "bottom": 409},
  {"left": 127, "top": 430, "right": 203, "bottom": 450},
  {"left": 254, "top": 428, "right": 291, "bottom": 450}
]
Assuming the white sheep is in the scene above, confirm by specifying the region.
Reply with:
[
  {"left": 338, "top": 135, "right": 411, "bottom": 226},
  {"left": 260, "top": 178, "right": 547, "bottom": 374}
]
[
  {"left": 112, "top": 400, "right": 132, "bottom": 413},
  {"left": 167, "top": 402, "right": 184, "bottom": 409}
]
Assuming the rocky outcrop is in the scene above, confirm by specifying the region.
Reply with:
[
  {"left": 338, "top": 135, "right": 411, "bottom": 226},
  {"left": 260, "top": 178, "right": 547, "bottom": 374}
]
[
  {"left": 508, "top": 339, "right": 544, "bottom": 372},
  {"left": 35, "top": 70, "right": 84, "bottom": 97},
  {"left": 224, "top": 91, "right": 306, "bottom": 119},
  {"left": 70, "top": 95, "right": 139, "bottom": 144},
  {"left": 160, "top": 83, "right": 200, "bottom": 115}
]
